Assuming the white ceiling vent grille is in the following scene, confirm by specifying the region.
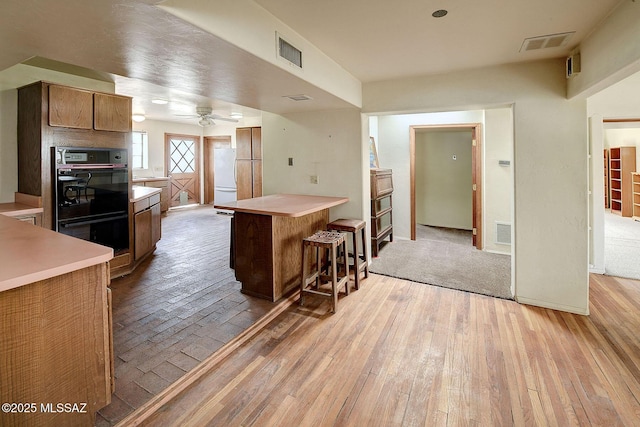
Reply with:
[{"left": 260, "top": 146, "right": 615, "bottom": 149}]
[
  {"left": 277, "top": 33, "right": 303, "bottom": 68},
  {"left": 283, "top": 94, "right": 313, "bottom": 102},
  {"left": 520, "top": 32, "right": 575, "bottom": 52},
  {"left": 495, "top": 222, "right": 512, "bottom": 245}
]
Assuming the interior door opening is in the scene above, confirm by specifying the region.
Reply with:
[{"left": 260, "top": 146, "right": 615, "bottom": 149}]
[{"left": 410, "top": 124, "right": 482, "bottom": 249}]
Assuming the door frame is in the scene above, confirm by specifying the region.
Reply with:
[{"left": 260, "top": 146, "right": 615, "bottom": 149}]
[
  {"left": 203, "top": 136, "right": 232, "bottom": 204},
  {"left": 165, "top": 133, "right": 201, "bottom": 207},
  {"left": 409, "top": 123, "right": 483, "bottom": 249}
]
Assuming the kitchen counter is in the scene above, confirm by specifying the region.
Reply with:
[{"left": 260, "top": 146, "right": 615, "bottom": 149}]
[
  {"left": 132, "top": 177, "right": 170, "bottom": 212},
  {"left": 0, "top": 202, "right": 44, "bottom": 217},
  {"left": 214, "top": 194, "right": 349, "bottom": 301},
  {"left": 132, "top": 185, "right": 162, "bottom": 203},
  {"left": 0, "top": 215, "right": 113, "bottom": 292},
  {"left": 0, "top": 214, "right": 114, "bottom": 426},
  {"left": 214, "top": 193, "right": 349, "bottom": 217}
]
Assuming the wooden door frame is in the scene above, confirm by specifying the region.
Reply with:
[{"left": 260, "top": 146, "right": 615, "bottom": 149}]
[
  {"left": 165, "top": 133, "right": 201, "bottom": 206},
  {"left": 410, "top": 123, "right": 483, "bottom": 250},
  {"left": 203, "top": 136, "right": 232, "bottom": 205}
]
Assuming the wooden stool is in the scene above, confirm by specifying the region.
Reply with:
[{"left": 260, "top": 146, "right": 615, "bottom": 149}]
[
  {"left": 300, "top": 230, "right": 349, "bottom": 313},
  {"left": 327, "top": 219, "right": 369, "bottom": 290}
]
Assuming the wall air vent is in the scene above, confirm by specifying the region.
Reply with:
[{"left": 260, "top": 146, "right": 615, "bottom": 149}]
[
  {"left": 520, "top": 32, "right": 575, "bottom": 52},
  {"left": 277, "top": 33, "right": 303, "bottom": 68},
  {"left": 495, "top": 222, "right": 512, "bottom": 245}
]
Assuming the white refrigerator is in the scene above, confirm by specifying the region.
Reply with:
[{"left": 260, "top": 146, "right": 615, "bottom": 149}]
[{"left": 214, "top": 148, "right": 237, "bottom": 213}]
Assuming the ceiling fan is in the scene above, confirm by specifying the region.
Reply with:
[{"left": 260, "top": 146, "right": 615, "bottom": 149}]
[{"left": 178, "top": 107, "right": 239, "bottom": 127}]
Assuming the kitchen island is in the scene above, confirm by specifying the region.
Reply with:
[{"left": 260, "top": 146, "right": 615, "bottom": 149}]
[
  {"left": 214, "top": 194, "right": 348, "bottom": 301},
  {"left": 0, "top": 215, "right": 114, "bottom": 426}
]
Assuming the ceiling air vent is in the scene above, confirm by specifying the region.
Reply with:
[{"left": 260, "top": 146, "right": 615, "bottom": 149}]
[
  {"left": 520, "top": 32, "right": 575, "bottom": 52},
  {"left": 277, "top": 33, "right": 303, "bottom": 69},
  {"left": 283, "top": 94, "right": 313, "bottom": 102}
]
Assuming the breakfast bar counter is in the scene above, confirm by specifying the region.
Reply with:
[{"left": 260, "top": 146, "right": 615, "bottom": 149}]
[{"left": 214, "top": 194, "right": 348, "bottom": 301}]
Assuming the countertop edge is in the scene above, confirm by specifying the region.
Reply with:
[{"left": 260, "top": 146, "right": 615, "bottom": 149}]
[
  {"left": 0, "top": 202, "right": 44, "bottom": 217},
  {"left": 0, "top": 216, "right": 114, "bottom": 292},
  {"left": 131, "top": 186, "right": 162, "bottom": 203},
  {"left": 214, "top": 194, "right": 349, "bottom": 217},
  {"left": 0, "top": 251, "right": 113, "bottom": 293}
]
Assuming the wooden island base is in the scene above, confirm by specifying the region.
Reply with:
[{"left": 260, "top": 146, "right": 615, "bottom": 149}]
[
  {"left": 234, "top": 210, "right": 328, "bottom": 301},
  {"left": 215, "top": 194, "right": 349, "bottom": 302}
]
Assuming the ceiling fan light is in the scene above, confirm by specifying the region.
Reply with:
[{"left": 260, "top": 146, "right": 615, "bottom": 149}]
[
  {"left": 198, "top": 117, "right": 213, "bottom": 127},
  {"left": 132, "top": 114, "right": 146, "bottom": 122}
]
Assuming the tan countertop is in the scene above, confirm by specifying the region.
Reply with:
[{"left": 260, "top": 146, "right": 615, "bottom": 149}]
[
  {"left": 131, "top": 185, "right": 162, "bottom": 203},
  {"left": 0, "top": 215, "right": 113, "bottom": 292},
  {"left": 214, "top": 194, "right": 349, "bottom": 217},
  {"left": 0, "top": 202, "right": 44, "bottom": 217},
  {"left": 132, "top": 177, "right": 169, "bottom": 182}
]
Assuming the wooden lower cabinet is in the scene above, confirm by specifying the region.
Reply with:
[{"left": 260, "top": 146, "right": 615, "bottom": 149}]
[
  {"left": 0, "top": 263, "right": 112, "bottom": 426},
  {"left": 371, "top": 168, "right": 393, "bottom": 257},
  {"left": 134, "top": 193, "right": 161, "bottom": 261},
  {"left": 132, "top": 178, "right": 170, "bottom": 212}
]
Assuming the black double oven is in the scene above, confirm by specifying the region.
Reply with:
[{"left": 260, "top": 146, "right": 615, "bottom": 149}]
[{"left": 55, "top": 147, "right": 129, "bottom": 254}]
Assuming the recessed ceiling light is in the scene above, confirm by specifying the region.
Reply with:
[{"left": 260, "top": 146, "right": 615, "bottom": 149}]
[
  {"left": 151, "top": 98, "right": 168, "bottom": 105},
  {"left": 432, "top": 9, "right": 448, "bottom": 18}
]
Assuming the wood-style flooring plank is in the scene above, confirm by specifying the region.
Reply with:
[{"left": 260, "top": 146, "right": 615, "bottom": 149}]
[{"left": 123, "top": 273, "right": 640, "bottom": 427}]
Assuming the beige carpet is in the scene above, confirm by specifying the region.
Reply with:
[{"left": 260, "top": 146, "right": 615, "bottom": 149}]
[{"left": 369, "top": 225, "right": 513, "bottom": 300}]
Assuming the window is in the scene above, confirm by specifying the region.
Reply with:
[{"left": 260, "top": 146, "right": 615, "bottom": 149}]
[{"left": 132, "top": 131, "right": 148, "bottom": 169}]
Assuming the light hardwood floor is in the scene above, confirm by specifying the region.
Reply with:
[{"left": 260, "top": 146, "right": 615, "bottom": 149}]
[{"left": 119, "top": 272, "right": 640, "bottom": 426}]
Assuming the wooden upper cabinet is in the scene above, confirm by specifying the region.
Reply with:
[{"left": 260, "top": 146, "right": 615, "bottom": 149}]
[
  {"left": 48, "top": 85, "right": 93, "bottom": 129},
  {"left": 236, "top": 126, "right": 262, "bottom": 199},
  {"left": 251, "top": 127, "right": 262, "bottom": 160},
  {"left": 94, "top": 93, "right": 131, "bottom": 132},
  {"left": 236, "top": 127, "right": 252, "bottom": 160}
]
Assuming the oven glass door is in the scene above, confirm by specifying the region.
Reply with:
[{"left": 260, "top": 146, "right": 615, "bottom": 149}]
[{"left": 56, "top": 167, "right": 129, "bottom": 252}]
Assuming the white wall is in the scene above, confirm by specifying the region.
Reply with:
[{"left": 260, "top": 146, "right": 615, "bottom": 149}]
[
  {"left": 484, "top": 108, "right": 514, "bottom": 254},
  {"left": 0, "top": 64, "right": 115, "bottom": 203},
  {"left": 261, "top": 108, "right": 366, "bottom": 223},
  {"left": 364, "top": 59, "right": 589, "bottom": 315},
  {"left": 415, "top": 130, "right": 473, "bottom": 230}
]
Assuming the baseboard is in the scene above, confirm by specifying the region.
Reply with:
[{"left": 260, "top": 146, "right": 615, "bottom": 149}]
[
  {"left": 516, "top": 296, "right": 589, "bottom": 315},
  {"left": 484, "top": 248, "right": 511, "bottom": 256},
  {"left": 589, "top": 265, "right": 606, "bottom": 274}
]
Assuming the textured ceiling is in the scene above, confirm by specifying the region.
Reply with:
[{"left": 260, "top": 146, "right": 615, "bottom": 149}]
[
  {"left": 0, "top": 0, "right": 629, "bottom": 123},
  {"left": 254, "top": 0, "right": 625, "bottom": 82}
]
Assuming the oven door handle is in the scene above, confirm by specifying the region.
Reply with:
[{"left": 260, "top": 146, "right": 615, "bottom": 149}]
[{"left": 60, "top": 213, "right": 129, "bottom": 228}]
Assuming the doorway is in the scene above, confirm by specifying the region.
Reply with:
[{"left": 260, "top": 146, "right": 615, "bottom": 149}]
[
  {"left": 165, "top": 133, "right": 200, "bottom": 207},
  {"left": 601, "top": 119, "right": 640, "bottom": 279},
  {"left": 203, "top": 136, "right": 232, "bottom": 204},
  {"left": 409, "top": 124, "right": 482, "bottom": 249}
]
